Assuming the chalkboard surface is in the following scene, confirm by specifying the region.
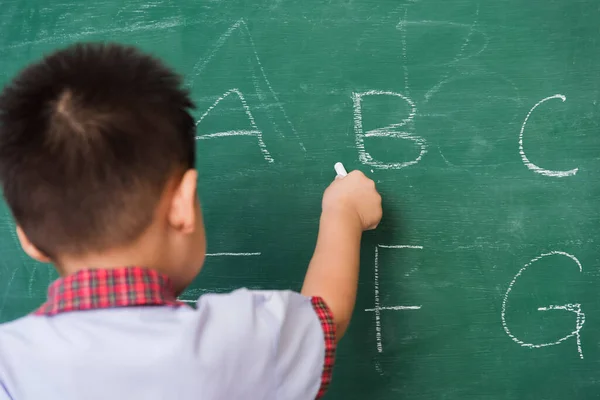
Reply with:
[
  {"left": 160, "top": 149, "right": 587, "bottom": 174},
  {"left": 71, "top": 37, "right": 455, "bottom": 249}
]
[{"left": 2, "top": 1, "right": 600, "bottom": 398}]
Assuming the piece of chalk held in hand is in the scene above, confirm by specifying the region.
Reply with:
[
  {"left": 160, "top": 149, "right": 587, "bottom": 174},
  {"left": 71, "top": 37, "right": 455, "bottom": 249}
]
[{"left": 334, "top": 162, "right": 348, "bottom": 178}]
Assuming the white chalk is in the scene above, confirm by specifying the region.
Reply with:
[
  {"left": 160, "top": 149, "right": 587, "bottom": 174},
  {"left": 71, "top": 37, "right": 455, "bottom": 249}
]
[
  {"left": 519, "top": 94, "right": 577, "bottom": 177},
  {"left": 334, "top": 162, "right": 348, "bottom": 177},
  {"left": 352, "top": 90, "right": 426, "bottom": 170},
  {"left": 369, "top": 244, "right": 424, "bottom": 354},
  {"left": 501, "top": 251, "right": 585, "bottom": 359}
]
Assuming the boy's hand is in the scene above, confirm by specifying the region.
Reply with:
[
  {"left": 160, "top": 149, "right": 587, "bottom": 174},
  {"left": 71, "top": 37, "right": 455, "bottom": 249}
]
[
  {"left": 322, "top": 170, "right": 382, "bottom": 231},
  {"left": 304, "top": 170, "right": 382, "bottom": 341}
]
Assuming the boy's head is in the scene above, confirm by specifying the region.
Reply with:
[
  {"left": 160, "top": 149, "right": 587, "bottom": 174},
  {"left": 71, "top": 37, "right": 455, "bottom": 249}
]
[{"left": 0, "top": 42, "right": 206, "bottom": 293}]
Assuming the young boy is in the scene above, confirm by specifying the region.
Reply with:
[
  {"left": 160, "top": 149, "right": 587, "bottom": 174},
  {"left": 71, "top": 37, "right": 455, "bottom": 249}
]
[{"left": 0, "top": 43, "right": 382, "bottom": 400}]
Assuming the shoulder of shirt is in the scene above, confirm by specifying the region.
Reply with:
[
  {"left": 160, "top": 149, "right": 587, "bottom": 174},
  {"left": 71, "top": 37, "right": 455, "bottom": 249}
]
[
  {"left": 0, "top": 288, "right": 315, "bottom": 338},
  {"left": 195, "top": 287, "right": 310, "bottom": 304},
  {"left": 0, "top": 314, "right": 42, "bottom": 334},
  {"left": 0, "top": 315, "right": 44, "bottom": 367}
]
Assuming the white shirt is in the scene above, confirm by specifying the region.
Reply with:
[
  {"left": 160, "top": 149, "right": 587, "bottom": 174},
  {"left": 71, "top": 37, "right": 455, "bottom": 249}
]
[{"left": 0, "top": 267, "right": 336, "bottom": 400}]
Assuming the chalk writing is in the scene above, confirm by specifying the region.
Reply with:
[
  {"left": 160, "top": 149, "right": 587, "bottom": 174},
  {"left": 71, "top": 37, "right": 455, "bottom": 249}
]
[
  {"left": 378, "top": 245, "right": 423, "bottom": 250},
  {"left": 178, "top": 252, "right": 262, "bottom": 304},
  {"left": 519, "top": 94, "right": 578, "bottom": 177},
  {"left": 421, "top": 14, "right": 490, "bottom": 102},
  {"left": 368, "top": 244, "right": 423, "bottom": 353},
  {"left": 398, "top": 8, "right": 410, "bottom": 95},
  {"left": 3, "top": 18, "right": 188, "bottom": 51},
  {"left": 365, "top": 306, "right": 421, "bottom": 311},
  {"left": 0, "top": 268, "right": 19, "bottom": 319},
  {"left": 501, "top": 251, "right": 585, "bottom": 359},
  {"left": 352, "top": 91, "right": 427, "bottom": 170},
  {"left": 195, "top": 88, "right": 274, "bottom": 163},
  {"left": 190, "top": 18, "right": 305, "bottom": 151},
  {"left": 538, "top": 304, "right": 586, "bottom": 359},
  {"left": 206, "top": 252, "right": 261, "bottom": 257}
]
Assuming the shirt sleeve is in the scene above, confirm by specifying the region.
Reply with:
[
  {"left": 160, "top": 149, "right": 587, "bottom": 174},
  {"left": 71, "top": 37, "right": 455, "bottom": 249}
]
[
  {"left": 310, "top": 297, "right": 337, "bottom": 399},
  {"left": 193, "top": 288, "right": 337, "bottom": 400}
]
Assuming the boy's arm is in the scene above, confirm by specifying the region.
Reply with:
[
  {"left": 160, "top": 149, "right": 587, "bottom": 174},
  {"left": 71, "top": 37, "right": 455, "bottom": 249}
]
[
  {"left": 301, "top": 170, "right": 382, "bottom": 342},
  {"left": 301, "top": 209, "right": 362, "bottom": 342}
]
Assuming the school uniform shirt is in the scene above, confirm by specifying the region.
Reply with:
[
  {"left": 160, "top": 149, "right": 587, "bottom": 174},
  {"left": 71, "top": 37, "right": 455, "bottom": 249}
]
[{"left": 0, "top": 267, "right": 336, "bottom": 400}]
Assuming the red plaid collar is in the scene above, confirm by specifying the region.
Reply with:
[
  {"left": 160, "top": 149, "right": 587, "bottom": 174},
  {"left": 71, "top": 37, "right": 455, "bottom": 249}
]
[{"left": 34, "top": 266, "right": 186, "bottom": 316}]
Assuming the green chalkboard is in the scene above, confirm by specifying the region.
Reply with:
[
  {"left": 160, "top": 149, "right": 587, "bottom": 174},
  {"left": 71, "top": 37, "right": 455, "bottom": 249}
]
[{"left": 2, "top": 1, "right": 600, "bottom": 398}]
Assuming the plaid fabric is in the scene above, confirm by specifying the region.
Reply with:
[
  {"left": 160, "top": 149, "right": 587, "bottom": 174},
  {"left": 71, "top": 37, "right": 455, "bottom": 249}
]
[
  {"left": 311, "top": 297, "right": 337, "bottom": 399},
  {"left": 34, "top": 267, "right": 185, "bottom": 316}
]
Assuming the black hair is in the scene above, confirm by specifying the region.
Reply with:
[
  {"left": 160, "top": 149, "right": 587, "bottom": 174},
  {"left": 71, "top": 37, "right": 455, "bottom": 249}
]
[{"left": 0, "top": 42, "right": 196, "bottom": 258}]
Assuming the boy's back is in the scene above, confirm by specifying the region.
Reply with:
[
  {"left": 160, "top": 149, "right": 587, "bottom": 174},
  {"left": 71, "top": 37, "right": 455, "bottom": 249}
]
[
  {"left": 0, "top": 284, "right": 326, "bottom": 399},
  {"left": 0, "top": 42, "right": 381, "bottom": 399}
]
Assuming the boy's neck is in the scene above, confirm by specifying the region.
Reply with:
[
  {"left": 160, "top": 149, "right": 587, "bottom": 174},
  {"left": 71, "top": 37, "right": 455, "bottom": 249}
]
[{"left": 57, "top": 231, "right": 166, "bottom": 277}]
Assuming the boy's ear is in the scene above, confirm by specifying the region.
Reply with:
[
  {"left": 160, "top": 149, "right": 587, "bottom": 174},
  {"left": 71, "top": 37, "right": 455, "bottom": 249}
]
[
  {"left": 16, "top": 225, "right": 51, "bottom": 263},
  {"left": 168, "top": 169, "right": 198, "bottom": 234}
]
